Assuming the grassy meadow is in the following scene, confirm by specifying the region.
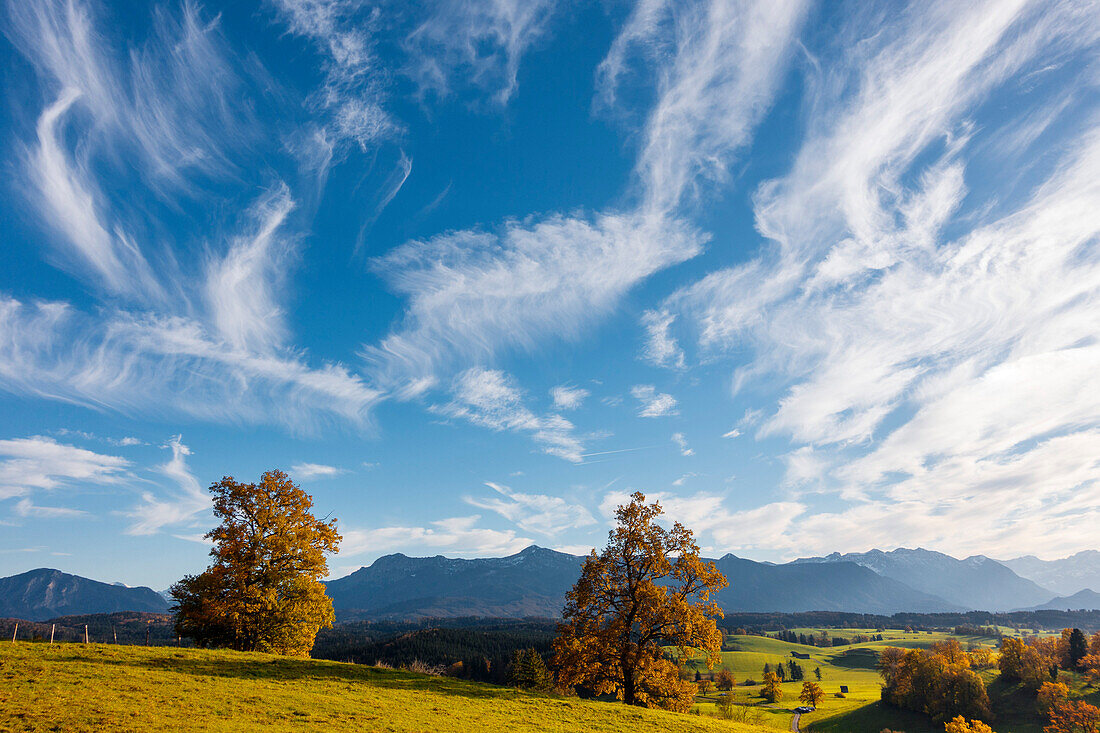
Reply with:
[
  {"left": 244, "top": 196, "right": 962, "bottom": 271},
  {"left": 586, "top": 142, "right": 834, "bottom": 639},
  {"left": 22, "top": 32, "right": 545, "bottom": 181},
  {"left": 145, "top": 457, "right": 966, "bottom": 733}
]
[
  {"left": 682, "top": 629, "right": 1100, "bottom": 732},
  {"left": 0, "top": 641, "right": 771, "bottom": 733}
]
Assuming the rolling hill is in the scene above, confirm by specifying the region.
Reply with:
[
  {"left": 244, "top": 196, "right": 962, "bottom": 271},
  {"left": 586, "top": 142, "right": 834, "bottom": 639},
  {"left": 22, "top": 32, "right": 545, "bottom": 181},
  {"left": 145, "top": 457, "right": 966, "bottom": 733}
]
[
  {"left": 0, "top": 568, "right": 168, "bottom": 621},
  {"left": 0, "top": 642, "right": 768, "bottom": 732},
  {"left": 791, "top": 548, "right": 1054, "bottom": 611}
]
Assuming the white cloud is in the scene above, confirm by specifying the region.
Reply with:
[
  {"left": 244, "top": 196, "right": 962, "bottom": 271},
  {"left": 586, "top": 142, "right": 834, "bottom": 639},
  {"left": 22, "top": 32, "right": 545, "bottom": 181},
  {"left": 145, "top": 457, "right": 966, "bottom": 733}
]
[
  {"left": 0, "top": 436, "right": 128, "bottom": 500},
  {"left": 631, "top": 384, "right": 678, "bottom": 418},
  {"left": 465, "top": 481, "right": 596, "bottom": 535},
  {"left": 671, "top": 432, "right": 693, "bottom": 456},
  {"left": 126, "top": 435, "right": 209, "bottom": 536},
  {"left": 721, "top": 428, "right": 740, "bottom": 439},
  {"left": 549, "top": 385, "right": 588, "bottom": 411},
  {"left": 270, "top": 0, "right": 399, "bottom": 149},
  {"left": 404, "top": 0, "right": 558, "bottom": 104},
  {"left": 600, "top": 489, "right": 806, "bottom": 553},
  {"left": 600, "top": 0, "right": 811, "bottom": 215},
  {"left": 437, "top": 368, "right": 585, "bottom": 462},
  {"left": 656, "top": 0, "right": 1100, "bottom": 558},
  {"left": 0, "top": 295, "right": 381, "bottom": 432},
  {"left": 30, "top": 88, "right": 163, "bottom": 301},
  {"left": 291, "top": 462, "right": 346, "bottom": 480},
  {"left": 341, "top": 514, "right": 532, "bottom": 557},
  {"left": 13, "top": 497, "right": 87, "bottom": 519},
  {"left": 366, "top": 213, "right": 703, "bottom": 395},
  {"left": 640, "top": 309, "right": 685, "bottom": 369},
  {"left": 204, "top": 186, "right": 296, "bottom": 353}
]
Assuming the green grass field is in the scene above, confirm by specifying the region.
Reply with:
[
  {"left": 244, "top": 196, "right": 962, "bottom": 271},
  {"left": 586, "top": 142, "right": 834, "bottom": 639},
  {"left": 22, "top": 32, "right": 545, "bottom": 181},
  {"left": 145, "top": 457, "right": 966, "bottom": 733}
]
[
  {"left": 682, "top": 630, "right": 1100, "bottom": 733},
  {"left": 0, "top": 642, "right": 772, "bottom": 733}
]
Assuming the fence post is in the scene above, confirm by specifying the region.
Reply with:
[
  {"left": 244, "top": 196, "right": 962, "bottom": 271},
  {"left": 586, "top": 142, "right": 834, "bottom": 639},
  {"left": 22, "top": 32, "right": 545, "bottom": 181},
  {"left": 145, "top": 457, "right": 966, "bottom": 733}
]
[
  {"left": 84, "top": 625, "right": 89, "bottom": 645},
  {"left": 11, "top": 623, "right": 16, "bottom": 643},
  {"left": 113, "top": 627, "right": 117, "bottom": 644},
  {"left": 51, "top": 624, "right": 55, "bottom": 644}
]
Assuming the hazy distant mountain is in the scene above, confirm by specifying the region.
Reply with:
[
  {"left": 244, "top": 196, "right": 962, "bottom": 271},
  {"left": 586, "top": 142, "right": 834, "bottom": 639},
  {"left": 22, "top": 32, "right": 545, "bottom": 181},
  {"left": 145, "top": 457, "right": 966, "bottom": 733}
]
[
  {"left": 0, "top": 569, "right": 169, "bottom": 621},
  {"left": 325, "top": 545, "right": 961, "bottom": 620},
  {"left": 1020, "top": 588, "right": 1100, "bottom": 611},
  {"left": 792, "top": 548, "right": 1053, "bottom": 611},
  {"left": 1001, "top": 552, "right": 1100, "bottom": 597},
  {"left": 711, "top": 555, "right": 960, "bottom": 614}
]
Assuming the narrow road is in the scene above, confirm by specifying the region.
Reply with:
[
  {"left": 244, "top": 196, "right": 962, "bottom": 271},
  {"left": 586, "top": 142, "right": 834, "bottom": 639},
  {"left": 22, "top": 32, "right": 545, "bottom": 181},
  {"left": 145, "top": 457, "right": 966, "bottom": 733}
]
[{"left": 790, "top": 711, "right": 801, "bottom": 732}]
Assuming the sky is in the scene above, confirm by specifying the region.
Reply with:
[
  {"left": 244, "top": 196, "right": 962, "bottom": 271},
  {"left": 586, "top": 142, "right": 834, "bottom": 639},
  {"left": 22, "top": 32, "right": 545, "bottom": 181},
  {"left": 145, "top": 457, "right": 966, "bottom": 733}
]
[{"left": 1, "top": 0, "right": 1099, "bottom": 589}]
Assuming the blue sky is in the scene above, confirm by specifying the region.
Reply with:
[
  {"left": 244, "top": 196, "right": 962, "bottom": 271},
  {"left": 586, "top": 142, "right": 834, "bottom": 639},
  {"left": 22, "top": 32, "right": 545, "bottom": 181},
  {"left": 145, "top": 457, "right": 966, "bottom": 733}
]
[{"left": 2, "top": 0, "right": 1099, "bottom": 589}]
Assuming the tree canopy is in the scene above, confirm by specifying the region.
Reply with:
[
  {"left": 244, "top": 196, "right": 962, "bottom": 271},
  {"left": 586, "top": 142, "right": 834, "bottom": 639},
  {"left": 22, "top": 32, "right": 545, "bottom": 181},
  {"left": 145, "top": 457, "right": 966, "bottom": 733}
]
[
  {"left": 551, "top": 491, "right": 727, "bottom": 711},
  {"left": 170, "top": 470, "right": 341, "bottom": 656}
]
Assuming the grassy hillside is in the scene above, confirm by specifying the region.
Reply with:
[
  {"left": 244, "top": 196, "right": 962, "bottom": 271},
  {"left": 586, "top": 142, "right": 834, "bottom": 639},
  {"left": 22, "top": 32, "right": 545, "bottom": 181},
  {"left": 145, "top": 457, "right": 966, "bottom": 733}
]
[
  {"left": 0, "top": 642, "right": 769, "bottom": 732},
  {"left": 683, "top": 629, "right": 1099, "bottom": 733}
]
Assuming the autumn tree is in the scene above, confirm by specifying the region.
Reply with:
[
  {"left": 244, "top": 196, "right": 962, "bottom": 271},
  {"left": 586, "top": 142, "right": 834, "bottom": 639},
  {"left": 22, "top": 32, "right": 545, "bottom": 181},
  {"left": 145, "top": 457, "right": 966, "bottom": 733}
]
[
  {"left": 762, "top": 671, "right": 783, "bottom": 703},
  {"left": 800, "top": 681, "right": 825, "bottom": 707},
  {"left": 880, "top": 645, "right": 992, "bottom": 723},
  {"left": 1045, "top": 700, "right": 1100, "bottom": 733},
  {"left": 1080, "top": 654, "right": 1100, "bottom": 686},
  {"left": 716, "top": 667, "right": 736, "bottom": 691},
  {"left": 551, "top": 492, "right": 727, "bottom": 711},
  {"left": 944, "top": 716, "right": 996, "bottom": 733},
  {"left": 170, "top": 470, "right": 340, "bottom": 656},
  {"left": 969, "top": 647, "right": 996, "bottom": 670},
  {"left": 1037, "top": 682, "right": 1070, "bottom": 714}
]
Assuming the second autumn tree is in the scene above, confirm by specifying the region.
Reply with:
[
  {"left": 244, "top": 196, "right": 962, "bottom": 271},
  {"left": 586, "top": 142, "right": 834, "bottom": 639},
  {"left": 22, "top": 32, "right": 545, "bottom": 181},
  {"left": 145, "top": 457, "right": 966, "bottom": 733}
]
[{"left": 552, "top": 491, "right": 727, "bottom": 711}]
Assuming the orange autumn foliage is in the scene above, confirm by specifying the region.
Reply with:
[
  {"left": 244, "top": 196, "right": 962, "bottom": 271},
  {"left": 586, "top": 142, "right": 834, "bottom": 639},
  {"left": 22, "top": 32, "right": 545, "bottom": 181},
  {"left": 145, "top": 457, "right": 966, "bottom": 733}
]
[
  {"left": 552, "top": 492, "right": 727, "bottom": 711},
  {"left": 171, "top": 470, "right": 340, "bottom": 656}
]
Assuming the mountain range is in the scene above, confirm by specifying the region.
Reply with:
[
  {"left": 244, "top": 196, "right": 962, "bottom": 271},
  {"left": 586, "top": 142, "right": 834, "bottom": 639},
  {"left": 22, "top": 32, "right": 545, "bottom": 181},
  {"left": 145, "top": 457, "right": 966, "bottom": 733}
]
[
  {"left": 1021, "top": 588, "right": 1100, "bottom": 611},
  {"left": 1000, "top": 551, "right": 1100, "bottom": 597},
  {"left": 4, "top": 546, "right": 1099, "bottom": 621},
  {"left": 791, "top": 548, "right": 1053, "bottom": 611},
  {"left": 0, "top": 568, "right": 169, "bottom": 621}
]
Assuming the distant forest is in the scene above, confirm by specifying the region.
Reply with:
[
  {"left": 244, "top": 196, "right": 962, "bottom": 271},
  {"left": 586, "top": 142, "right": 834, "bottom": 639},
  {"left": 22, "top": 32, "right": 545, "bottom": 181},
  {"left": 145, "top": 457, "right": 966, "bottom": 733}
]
[{"left": 4, "top": 608, "right": 1099, "bottom": 685}]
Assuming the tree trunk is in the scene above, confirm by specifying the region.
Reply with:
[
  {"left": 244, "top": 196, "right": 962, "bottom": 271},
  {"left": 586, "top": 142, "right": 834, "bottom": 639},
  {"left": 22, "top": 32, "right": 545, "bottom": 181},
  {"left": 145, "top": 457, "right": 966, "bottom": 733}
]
[{"left": 622, "top": 656, "right": 636, "bottom": 705}]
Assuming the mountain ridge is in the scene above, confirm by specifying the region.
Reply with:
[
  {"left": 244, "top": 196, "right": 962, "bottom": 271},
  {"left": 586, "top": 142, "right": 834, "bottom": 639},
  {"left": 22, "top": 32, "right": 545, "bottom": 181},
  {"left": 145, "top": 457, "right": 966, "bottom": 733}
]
[
  {"left": 1001, "top": 551, "right": 1100, "bottom": 597},
  {"left": 790, "top": 547, "right": 1053, "bottom": 611},
  {"left": 0, "top": 568, "right": 169, "bottom": 621}
]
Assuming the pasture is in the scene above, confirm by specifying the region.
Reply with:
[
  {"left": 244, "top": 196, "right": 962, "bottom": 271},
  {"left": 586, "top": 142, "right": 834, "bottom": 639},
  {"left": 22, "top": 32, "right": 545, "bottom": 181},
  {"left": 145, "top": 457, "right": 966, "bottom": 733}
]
[
  {"left": 682, "top": 629, "right": 1098, "bottom": 732},
  {"left": 0, "top": 641, "right": 770, "bottom": 732}
]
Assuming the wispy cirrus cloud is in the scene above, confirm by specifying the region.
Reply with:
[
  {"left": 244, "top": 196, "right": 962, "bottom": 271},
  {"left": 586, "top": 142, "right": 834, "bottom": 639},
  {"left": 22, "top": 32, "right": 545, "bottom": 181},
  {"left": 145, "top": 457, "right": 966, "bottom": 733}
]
[
  {"left": 269, "top": 0, "right": 399, "bottom": 149},
  {"left": 366, "top": 214, "right": 703, "bottom": 395},
  {"left": 656, "top": 0, "right": 1100, "bottom": 559},
  {"left": 341, "top": 514, "right": 532, "bottom": 558},
  {"left": 549, "top": 384, "right": 588, "bottom": 411},
  {"left": 436, "top": 368, "right": 585, "bottom": 462},
  {"left": 0, "top": 436, "right": 128, "bottom": 501},
  {"left": 465, "top": 481, "right": 596, "bottom": 535},
  {"left": 366, "top": 0, "right": 807, "bottom": 398},
  {"left": 0, "top": 295, "right": 381, "bottom": 431},
  {"left": 599, "top": 0, "right": 811, "bottom": 214},
  {"left": 126, "top": 435, "right": 209, "bottom": 536},
  {"left": 631, "top": 384, "right": 677, "bottom": 418},
  {"left": 403, "top": 0, "right": 559, "bottom": 104},
  {"left": 671, "top": 432, "right": 693, "bottom": 456},
  {"left": 640, "top": 309, "right": 685, "bottom": 369},
  {"left": 600, "top": 489, "right": 806, "bottom": 554},
  {"left": 204, "top": 185, "right": 296, "bottom": 353},
  {"left": 291, "top": 462, "right": 346, "bottom": 480}
]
